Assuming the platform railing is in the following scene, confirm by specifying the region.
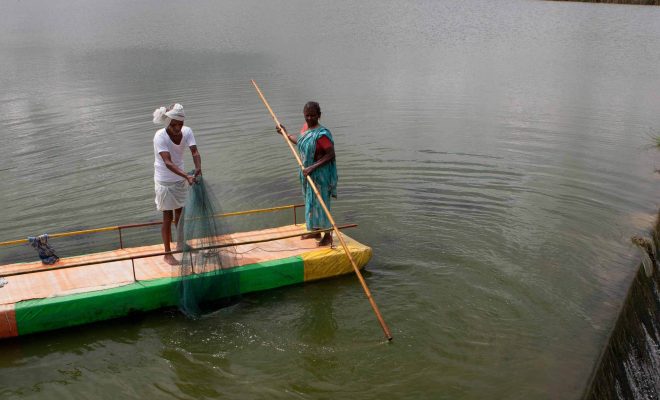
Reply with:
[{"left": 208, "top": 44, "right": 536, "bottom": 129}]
[
  {"left": 0, "top": 223, "right": 358, "bottom": 281},
  {"left": 0, "top": 204, "right": 305, "bottom": 249}
]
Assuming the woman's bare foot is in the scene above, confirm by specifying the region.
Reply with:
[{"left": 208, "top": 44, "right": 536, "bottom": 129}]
[
  {"left": 301, "top": 232, "right": 322, "bottom": 240},
  {"left": 163, "top": 254, "right": 179, "bottom": 266},
  {"left": 318, "top": 233, "right": 333, "bottom": 247}
]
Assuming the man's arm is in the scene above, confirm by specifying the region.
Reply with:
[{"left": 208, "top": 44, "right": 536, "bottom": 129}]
[
  {"left": 190, "top": 145, "right": 201, "bottom": 177},
  {"left": 160, "top": 151, "right": 195, "bottom": 185}
]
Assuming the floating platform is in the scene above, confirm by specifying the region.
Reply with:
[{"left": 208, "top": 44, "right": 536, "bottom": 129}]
[{"left": 0, "top": 209, "right": 371, "bottom": 340}]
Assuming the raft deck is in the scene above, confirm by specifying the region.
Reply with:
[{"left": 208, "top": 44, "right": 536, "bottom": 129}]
[{"left": 0, "top": 224, "right": 371, "bottom": 339}]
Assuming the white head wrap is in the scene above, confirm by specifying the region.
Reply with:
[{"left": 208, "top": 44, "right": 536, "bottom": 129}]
[{"left": 152, "top": 103, "right": 185, "bottom": 125}]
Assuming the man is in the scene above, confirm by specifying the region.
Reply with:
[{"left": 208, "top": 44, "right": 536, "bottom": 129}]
[{"left": 152, "top": 103, "right": 201, "bottom": 265}]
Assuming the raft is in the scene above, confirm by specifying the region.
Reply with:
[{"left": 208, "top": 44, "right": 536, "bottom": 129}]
[{"left": 0, "top": 204, "right": 371, "bottom": 340}]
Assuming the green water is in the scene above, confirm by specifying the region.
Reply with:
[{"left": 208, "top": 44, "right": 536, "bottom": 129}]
[{"left": 1, "top": 0, "right": 660, "bottom": 398}]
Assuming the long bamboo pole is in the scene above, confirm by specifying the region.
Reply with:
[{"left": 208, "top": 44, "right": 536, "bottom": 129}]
[{"left": 251, "top": 80, "right": 393, "bottom": 341}]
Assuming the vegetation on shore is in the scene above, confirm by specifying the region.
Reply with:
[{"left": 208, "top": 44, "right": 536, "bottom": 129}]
[{"left": 551, "top": 0, "right": 660, "bottom": 4}]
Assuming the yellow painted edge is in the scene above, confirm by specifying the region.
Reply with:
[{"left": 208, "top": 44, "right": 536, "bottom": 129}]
[{"left": 302, "top": 235, "right": 373, "bottom": 282}]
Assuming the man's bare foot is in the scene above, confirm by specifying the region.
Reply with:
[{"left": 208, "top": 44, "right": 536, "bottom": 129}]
[
  {"left": 301, "top": 232, "right": 322, "bottom": 240},
  {"left": 164, "top": 254, "right": 179, "bottom": 266},
  {"left": 319, "top": 233, "right": 333, "bottom": 247}
]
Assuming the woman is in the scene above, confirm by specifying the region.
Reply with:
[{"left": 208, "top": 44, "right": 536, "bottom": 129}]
[{"left": 277, "top": 101, "right": 338, "bottom": 246}]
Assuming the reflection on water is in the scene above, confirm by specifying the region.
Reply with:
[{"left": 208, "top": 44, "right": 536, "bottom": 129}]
[{"left": 298, "top": 284, "right": 339, "bottom": 346}]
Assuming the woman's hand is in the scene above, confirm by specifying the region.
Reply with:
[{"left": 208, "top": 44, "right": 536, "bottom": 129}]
[
  {"left": 302, "top": 166, "right": 314, "bottom": 177},
  {"left": 194, "top": 168, "right": 202, "bottom": 177},
  {"left": 276, "top": 124, "right": 298, "bottom": 143}
]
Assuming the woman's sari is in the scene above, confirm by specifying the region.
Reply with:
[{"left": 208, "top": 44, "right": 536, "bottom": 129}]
[{"left": 297, "top": 125, "right": 338, "bottom": 231}]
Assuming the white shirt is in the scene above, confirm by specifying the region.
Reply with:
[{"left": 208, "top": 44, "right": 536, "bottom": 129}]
[{"left": 153, "top": 126, "right": 196, "bottom": 182}]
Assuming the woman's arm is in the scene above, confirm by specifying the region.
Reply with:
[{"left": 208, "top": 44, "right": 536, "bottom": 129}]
[
  {"left": 302, "top": 143, "right": 335, "bottom": 177},
  {"left": 276, "top": 124, "right": 297, "bottom": 144}
]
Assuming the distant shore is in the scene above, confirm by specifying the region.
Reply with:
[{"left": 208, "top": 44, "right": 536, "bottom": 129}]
[{"left": 551, "top": 0, "right": 660, "bottom": 4}]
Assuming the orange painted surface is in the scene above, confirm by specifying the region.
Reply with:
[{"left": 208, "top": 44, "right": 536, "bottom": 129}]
[
  {"left": 0, "top": 225, "right": 333, "bottom": 306},
  {"left": 0, "top": 304, "right": 18, "bottom": 339}
]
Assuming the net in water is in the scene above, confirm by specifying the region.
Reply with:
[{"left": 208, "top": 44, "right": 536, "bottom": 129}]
[{"left": 175, "top": 175, "right": 239, "bottom": 317}]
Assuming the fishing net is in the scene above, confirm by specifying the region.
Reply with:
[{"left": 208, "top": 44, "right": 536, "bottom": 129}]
[{"left": 175, "top": 174, "right": 239, "bottom": 317}]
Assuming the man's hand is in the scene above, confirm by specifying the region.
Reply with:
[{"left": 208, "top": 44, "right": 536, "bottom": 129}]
[
  {"left": 186, "top": 175, "right": 197, "bottom": 185},
  {"left": 194, "top": 168, "right": 202, "bottom": 177}
]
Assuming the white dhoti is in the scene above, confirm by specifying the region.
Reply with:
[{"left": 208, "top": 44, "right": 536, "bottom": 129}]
[{"left": 155, "top": 179, "right": 189, "bottom": 211}]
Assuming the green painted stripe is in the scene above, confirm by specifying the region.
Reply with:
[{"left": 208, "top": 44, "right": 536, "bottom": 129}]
[
  {"left": 239, "top": 257, "right": 304, "bottom": 293},
  {"left": 15, "top": 278, "right": 177, "bottom": 335},
  {"left": 14, "top": 256, "right": 304, "bottom": 336}
]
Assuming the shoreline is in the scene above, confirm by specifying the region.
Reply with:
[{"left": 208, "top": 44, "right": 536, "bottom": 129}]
[{"left": 550, "top": 0, "right": 660, "bottom": 5}]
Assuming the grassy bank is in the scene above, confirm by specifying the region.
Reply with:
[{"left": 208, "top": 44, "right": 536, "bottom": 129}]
[{"left": 551, "top": 0, "right": 660, "bottom": 5}]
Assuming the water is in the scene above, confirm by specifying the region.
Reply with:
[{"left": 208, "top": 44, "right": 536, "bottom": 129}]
[{"left": 1, "top": 0, "right": 660, "bottom": 398}]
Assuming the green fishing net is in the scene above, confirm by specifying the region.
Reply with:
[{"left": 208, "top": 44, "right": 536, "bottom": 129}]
[{"left": 175, "top": 174, "right": 239, "bottom": 317}]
